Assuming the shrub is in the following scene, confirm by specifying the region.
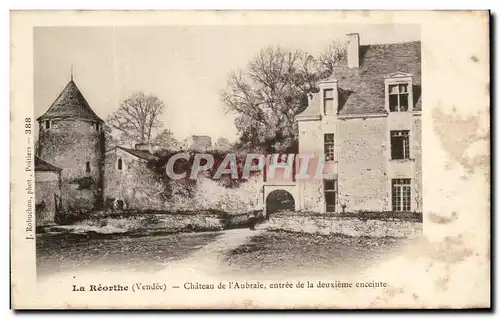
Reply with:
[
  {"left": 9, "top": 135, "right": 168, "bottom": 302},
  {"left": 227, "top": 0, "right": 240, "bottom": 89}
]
[
  {"left": 69, "top": 176, "right": 95, "bottom": 190},
  {"left": 104, "top": 197, "right": 115, "bottom": 209},
  {"left": 54, "top": 207, "right": 92, "bottom": 225}
]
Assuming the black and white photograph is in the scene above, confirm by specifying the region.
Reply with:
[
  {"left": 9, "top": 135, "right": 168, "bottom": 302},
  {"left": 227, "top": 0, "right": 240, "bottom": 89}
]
[
  {"left": 33, "top": 24, "right": 423, "bottom": 278},
  {"left": 10, "top": 10, "right": 490, "bottom": 309}
]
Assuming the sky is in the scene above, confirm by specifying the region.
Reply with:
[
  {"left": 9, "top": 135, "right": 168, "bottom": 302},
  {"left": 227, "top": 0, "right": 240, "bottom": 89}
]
[{"left": 34, "top": 24, "right": 420, "bottom": 142}]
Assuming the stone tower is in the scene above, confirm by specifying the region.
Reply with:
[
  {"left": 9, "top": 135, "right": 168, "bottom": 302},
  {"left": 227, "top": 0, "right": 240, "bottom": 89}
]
[{"left": 36, "top": 78, "right": 105, "bottom": 210}]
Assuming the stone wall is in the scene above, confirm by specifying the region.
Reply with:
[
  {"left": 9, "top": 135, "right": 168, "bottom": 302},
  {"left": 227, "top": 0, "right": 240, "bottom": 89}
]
[
  {"left": 295, "top": 113, "right": 422, "bottom": 213},
  {"left": 386, "top": 112, "right": 422, "bottom": 212},
  {"left": 265, "top": 212, "right": 422, "bottom": 238},
  {"left": 299, "top": 180, "right": 323, "bottom": 212},
  {"left": 52, "top": 211, "right": 226, "bottom": 234},
  {"left": 298, "top": 120, "right": 323, "bottom": 154},
  {"left": 413, "top": 115, "right": 423, "bottom": 211},
  {"left": 103, "top": 149, "right": 166, "bottom": 210},
  {"left": 297, "top": 116, "right": 393, "bottom": 212},
  {"left": 35, "top": 171, "right": 61, "bottom": 225},
  {"left": 337, "top": 117, "right": 389, "bottom": 212},
  {"left": 37, "top": 119, "right": 104, "bottom": 210},
  {"left": 114, "top": 213, "right": 223, "bottom": 233}
]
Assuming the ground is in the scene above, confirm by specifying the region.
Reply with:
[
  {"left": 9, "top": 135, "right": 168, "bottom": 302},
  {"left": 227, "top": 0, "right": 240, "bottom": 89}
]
[
  {"left": 36, "top": 226, "right": 412, "bottom": 278},
  {"left": 36, "top": 231, "right": 221, "bottom": 276},
  {"left": 224, "top": 231, "right": 411, "bottom": 277}
]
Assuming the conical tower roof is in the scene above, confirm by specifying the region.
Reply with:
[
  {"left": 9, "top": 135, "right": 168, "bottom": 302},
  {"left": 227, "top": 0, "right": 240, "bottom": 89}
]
[{"left": 37, "top": 80, "right": 103, "bottom": 122}]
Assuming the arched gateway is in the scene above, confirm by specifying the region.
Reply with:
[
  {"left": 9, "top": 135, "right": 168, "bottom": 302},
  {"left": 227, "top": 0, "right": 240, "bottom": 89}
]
[{"left": 263, "top": 184, "right": 298, "bottom": 216}]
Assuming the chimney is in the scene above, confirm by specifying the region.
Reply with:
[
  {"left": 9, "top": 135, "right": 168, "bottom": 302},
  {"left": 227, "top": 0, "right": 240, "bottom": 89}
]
[{"left": 347, "top": 33, "right": 360, "bottom": 68}]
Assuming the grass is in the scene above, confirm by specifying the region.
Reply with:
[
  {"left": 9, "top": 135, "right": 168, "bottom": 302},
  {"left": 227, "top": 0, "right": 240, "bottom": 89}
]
[
  {"left": 36, "top": 231, "right": 222, "bottom": 277},
  {"left": 224, "top": 230, "right": 412, "bottom": 275}
]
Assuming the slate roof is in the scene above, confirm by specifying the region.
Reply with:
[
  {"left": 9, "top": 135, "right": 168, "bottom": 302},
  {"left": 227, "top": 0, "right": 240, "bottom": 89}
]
[
  {"left": 35, "top": 156, "right": 62, "bottom": 172},
  {"left": 116, "top": 146, "right": 159, "bottom": 161},
  {"left": 37, "top": 80, "right": 103, "bottom": 122},
  {"left": 296, "top": 41, "right": 421, "bottom": 119}
]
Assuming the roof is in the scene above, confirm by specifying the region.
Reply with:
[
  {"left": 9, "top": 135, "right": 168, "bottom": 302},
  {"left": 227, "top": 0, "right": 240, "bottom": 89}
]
[
  {"left": 296, "top": 41, "right": 421, "bottom": 119},
  {"left": 35, "top": 156, "right": 62, "bottom": 172},
  {"left": 37, "top": 80, "right": 103, "bottom": 122},
  {"left": 115, "top": 146, "right": 159, "bottom": 161}
]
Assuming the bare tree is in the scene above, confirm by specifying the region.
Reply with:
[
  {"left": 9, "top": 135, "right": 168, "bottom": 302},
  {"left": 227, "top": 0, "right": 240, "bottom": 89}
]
[
  {"left": 221, "top": 42, "right": 346, "bottom": 152},
  {"left": 318, "top": 40, "right": 348, "bottom": 75},
  {"left": 107, "top": 92, "right": 165, "bottom": 145}
]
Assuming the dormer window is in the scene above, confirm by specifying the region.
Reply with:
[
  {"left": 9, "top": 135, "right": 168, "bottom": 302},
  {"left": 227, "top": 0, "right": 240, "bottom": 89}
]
[
  {"left": 323, "top": 89, "right": 334, "bottom": 115},
  {"left": 45, "top": 120, "right": 51, "bottom": 129},
  {"left": 319, "top": 76, "right": 339, "bottom": 116},
  {"left": 385, "top": 72, "right": 413, "bottom": 113},
  {"left": 389, "top": 84, "right": 409, "bottom": 112}
]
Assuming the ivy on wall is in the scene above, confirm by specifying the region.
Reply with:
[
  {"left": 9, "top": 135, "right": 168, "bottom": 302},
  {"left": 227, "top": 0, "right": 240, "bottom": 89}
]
[{"left": 69, "top": 176, "right": 95, "bottom": 190}]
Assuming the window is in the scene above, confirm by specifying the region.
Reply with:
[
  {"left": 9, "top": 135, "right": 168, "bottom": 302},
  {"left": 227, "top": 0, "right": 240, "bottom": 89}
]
[
  {"left": 117, "top": 158, "right": 123, "bottom": 170},
  {"left": 95, "top": 122, "right": 101, "bottom": 131},
  {"left": 323, "top": 88, "right": 334, "bottom": 115},
  {"left": 116, "top": 200, "right": 124, "bottom": 210},
  {"left": 324, "top": 180, "right": 337, "bottom": 212},
  {"left": 324, "top": 134, "right": 335, "bottom": 162},
  {"left": 392, "top": 179, "right": 411, "bottom": 212},
  {"left": 45, "top": 120, "right": 51, "bottom": 129},
  {"left": 388, "top": 83, "right": 409, "bottom": 112},
  {"left": 85, "top": 161, "right": 91, "bottom": 173},
  {"left": 391, "top": 130, "right": 410, "bottom": 160}
]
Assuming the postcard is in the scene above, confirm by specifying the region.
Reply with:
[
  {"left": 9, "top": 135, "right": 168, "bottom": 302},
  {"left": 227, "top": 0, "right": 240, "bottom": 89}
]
[{"left": 10, "top": 10, "right": 490, "bottom": 309}]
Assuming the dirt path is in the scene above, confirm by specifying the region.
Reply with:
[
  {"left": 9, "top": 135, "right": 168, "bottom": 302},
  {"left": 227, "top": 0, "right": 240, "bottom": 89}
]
[
  {"left": 162, "top": 227, "right": 265, "bottom": 275},
  {"left": 192, "top": 228, "right": 264, "bottom": 261}
]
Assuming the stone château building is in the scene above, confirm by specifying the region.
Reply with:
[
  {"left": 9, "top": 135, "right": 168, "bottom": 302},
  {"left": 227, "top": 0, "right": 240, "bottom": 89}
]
[
  {"left": 35, "top": 32, "right": 422, "bottom": 223},
  {"left": 263, "top": 33, "right": 422, "bottom": 214}
]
